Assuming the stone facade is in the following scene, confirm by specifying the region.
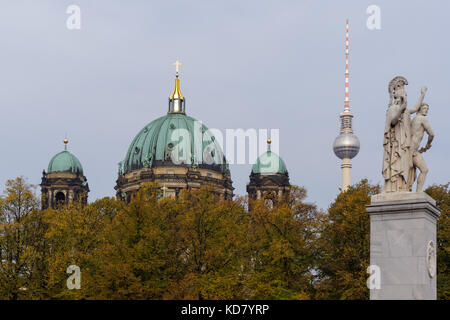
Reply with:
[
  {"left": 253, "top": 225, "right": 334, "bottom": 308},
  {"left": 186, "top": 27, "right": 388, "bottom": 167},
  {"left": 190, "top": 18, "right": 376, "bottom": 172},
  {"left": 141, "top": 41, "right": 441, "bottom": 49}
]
[
  {"left": 115, "top": 165, "right": 233, "bottom": 202},
  {"left": 366, "top": 192, "right": 441, "bottom": 300},
  {"left": 40, "top": 171, "right": 89, "bottom": 209},
  {"left": 247, "top": 171, "right": 290, "bottom": 205}
]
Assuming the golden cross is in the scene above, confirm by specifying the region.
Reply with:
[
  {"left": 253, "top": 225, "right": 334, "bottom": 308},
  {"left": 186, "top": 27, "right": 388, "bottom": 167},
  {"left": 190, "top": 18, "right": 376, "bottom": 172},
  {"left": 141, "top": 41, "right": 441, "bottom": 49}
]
[{"left": 173, "top": 60, "right": 182, "bottom": 73}]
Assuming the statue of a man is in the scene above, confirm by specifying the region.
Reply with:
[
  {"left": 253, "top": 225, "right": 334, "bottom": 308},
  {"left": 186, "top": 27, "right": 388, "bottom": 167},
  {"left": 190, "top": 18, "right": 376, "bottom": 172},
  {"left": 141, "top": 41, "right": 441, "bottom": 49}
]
[
  {"left": 382, "top": 76, "right": 427, "bottom": 192},
  {"left": 410, "top": 103, "right": 434, "bottom": 192},
  {"left": 118, "top": 161, "right": 124, "bottom": 176}
]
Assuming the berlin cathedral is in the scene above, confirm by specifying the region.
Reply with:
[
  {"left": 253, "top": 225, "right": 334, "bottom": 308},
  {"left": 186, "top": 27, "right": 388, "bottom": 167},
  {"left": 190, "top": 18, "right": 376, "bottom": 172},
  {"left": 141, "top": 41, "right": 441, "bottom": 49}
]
[{"left": 40, "top": 63, "right": 291, "bottom": 209}]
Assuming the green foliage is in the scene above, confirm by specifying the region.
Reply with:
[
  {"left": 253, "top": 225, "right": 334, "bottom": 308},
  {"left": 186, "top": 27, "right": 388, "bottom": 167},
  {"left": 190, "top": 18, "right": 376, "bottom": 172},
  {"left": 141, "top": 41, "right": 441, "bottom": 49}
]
[
  {"left": 245, "top": 186, "right": 318, "bottom": 299},
  {"left": 0, "top": 177, "right": 448, "bottom": 300},
  {"left": 314, "top": 179, "right": 380, "bottom": 300},
  {"left": 0, "top": 177, "right": 41, "bottom": 299},
  {"left": 44, "top": 201, "right": 112, "bottom": 299}
]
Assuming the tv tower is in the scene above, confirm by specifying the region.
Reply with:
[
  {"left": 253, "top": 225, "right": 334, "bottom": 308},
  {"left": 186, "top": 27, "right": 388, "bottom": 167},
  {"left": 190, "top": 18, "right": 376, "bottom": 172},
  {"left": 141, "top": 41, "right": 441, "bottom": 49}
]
[{"left": 333, "top": 19, "right": 360, "bottom": 192}]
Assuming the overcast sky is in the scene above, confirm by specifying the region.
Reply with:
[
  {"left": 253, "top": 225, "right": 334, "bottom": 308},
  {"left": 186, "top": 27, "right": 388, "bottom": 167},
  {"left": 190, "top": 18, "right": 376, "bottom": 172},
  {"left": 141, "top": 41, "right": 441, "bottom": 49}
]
[{"left": 0, "top": 0, "right": 449, "bottom": 210}]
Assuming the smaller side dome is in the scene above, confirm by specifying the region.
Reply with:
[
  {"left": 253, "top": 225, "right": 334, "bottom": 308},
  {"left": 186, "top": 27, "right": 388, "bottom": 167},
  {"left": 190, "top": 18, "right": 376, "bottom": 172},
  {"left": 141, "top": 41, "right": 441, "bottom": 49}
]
[
  {"left": 47, "top": 139, "right": 84, "bottom": 174},
  {"left": 247, "top": 139, "right": 290, "bottom": 203},
  {"left": 48, "top": 151, "right": 84, "bottom": 174},
  {"left": 252, "top": 148, "right": 288, "bottom": 175}
]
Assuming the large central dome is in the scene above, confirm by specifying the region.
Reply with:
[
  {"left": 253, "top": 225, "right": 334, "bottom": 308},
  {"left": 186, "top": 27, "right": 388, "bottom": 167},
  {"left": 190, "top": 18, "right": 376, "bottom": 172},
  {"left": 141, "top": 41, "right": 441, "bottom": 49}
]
[
  {"left": 123, "top": 113, "right": 229, "bottom": 174},
  {"left": 116, "top": 65, "right": 233, "bottom": 201}
]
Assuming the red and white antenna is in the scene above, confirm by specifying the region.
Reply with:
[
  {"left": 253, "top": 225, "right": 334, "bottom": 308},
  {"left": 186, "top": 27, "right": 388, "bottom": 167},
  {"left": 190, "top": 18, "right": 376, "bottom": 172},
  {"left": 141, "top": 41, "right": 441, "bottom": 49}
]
[
  {"left": 333, "top": 18, "right": 360, "bottom": 192},
  {"left": 344, "top": 18, "right": 350, "bottom": 113}
]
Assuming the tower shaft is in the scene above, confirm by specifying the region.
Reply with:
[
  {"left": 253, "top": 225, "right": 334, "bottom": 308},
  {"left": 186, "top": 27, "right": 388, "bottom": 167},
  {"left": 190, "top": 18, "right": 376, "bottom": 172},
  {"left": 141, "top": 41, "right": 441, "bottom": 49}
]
[
  {"left": 341, "top": 158, "right": 351, "bottom": 192},
  {"left": 342, "top": 18, "right": 351, "bottom": 192},
  {"left": 332, "top": 19, "right": 360, "bottom": 192}
]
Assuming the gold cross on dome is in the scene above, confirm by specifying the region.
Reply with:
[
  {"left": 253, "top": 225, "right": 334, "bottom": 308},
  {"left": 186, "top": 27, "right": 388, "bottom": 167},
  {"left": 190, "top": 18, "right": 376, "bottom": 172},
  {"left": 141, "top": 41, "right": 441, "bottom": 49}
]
[{"left": 173, "top": 60, "right": 182, "bottom": 73}]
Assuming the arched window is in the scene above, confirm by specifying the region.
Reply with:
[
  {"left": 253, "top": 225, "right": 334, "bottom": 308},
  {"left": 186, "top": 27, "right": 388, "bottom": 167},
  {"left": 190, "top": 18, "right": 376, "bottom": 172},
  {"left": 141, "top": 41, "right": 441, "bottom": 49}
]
[{"left": 55, "top": 192, "right": 66, "bottom": 204}]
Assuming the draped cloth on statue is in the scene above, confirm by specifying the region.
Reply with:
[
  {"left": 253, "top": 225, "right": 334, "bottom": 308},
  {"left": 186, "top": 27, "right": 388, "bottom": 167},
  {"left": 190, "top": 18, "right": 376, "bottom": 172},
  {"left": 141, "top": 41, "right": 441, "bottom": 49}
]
[{"left": 382, "top": 105, "right": 414, "bottom": 192}]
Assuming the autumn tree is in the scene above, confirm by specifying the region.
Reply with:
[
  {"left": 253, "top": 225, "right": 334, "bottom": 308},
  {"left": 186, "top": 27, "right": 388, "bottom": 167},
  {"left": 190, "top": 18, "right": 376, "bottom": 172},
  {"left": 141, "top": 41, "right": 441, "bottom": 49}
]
[
  {"left": 0, "top": 177, "right": 40, "bottom": 299},
  {"left": 245, "top": 186, "right": 320, "bottom": 299},
  {"left": 166, "top": 188, "right": 250, "bottom": 299},
  {"left": 82, "top": 183, "right": 250, "bottom": 300},
  {"left": 3, "top": 175, "right": 446, "bottom": 301},
  {"left": 314, "top": 179, "right": 380, "bottom": 300},
  {"left": 89, "top": 184, "right": 174, "bottom": 299},
  {"left": 44, "top": 198, "right": 118, "bottom": 299}
]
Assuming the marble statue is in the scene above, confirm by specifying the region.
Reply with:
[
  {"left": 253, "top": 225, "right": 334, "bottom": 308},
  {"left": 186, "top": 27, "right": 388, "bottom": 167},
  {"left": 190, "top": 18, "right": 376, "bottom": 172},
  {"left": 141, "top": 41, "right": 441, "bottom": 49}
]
[
  {"left": 382, "top": 76, "right": 428, "bottom": 192},
  {"left": 410, "top": 102, "right": 434, "bottom": 192},
  {"left": 369, "top": 77, "right": 439, "bottom": 300}
]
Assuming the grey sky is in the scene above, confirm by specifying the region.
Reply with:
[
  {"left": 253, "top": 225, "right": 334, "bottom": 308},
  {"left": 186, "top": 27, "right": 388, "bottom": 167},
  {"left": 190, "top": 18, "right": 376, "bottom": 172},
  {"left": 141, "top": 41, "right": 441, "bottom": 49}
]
[{"left": 0, "top": 0, "right": 449, "bottom": 210}]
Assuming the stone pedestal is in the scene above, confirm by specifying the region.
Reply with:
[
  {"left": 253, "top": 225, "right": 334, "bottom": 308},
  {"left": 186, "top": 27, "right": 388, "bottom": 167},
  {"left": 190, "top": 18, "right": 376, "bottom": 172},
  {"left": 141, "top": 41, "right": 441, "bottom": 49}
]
[{"left": 366, "top": 192, "right": 441, "bottom": 300}]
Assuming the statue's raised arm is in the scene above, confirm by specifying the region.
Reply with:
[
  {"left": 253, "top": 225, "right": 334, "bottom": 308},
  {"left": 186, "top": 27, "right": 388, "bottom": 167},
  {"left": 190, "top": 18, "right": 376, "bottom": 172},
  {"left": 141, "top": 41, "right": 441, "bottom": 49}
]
[{"left": 408, "top": 86, "right": 428, "bottom": 114}]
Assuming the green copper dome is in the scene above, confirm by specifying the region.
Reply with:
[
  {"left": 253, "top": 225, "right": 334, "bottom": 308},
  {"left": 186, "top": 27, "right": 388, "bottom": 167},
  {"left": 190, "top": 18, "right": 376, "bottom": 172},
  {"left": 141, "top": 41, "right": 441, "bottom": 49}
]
[
  {"left": 121, "top": 113, "right": 229, "bottom": 174},
  {"left": 48, "top": 148, "right": 84, "bottom": 174},
  {"left": 121, "top": 71, "right": 230, "bottom": 176},
  {"left": 252, "top": 150, "right": 288, "bottom": 175}
]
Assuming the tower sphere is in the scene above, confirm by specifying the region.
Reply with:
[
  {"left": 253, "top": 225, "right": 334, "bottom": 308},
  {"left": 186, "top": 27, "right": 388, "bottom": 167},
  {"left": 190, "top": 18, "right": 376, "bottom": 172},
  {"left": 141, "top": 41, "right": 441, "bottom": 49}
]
[{"left": 333, "top": 132, "right": 360, "bottom": 160}]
